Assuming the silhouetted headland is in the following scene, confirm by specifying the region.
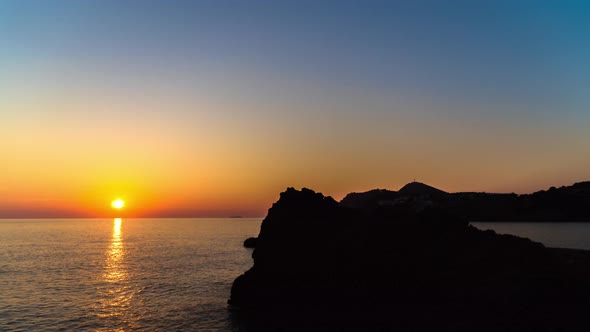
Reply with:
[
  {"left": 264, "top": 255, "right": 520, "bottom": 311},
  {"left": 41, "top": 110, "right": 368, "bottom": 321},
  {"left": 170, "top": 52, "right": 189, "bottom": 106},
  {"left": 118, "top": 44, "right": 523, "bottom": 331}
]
[
  {"left": 230, "top": 185, "right": 590, "bottom": 331},
  {"left": 340, "top": 181, "right": 590, "bottom": 221}
]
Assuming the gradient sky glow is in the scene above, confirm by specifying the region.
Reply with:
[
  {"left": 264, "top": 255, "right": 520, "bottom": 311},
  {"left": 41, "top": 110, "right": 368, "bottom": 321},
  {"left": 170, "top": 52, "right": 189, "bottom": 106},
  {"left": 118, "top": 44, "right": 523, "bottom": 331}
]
[{"left": 1, "top": 0, "right": 589, "bottom": 217}]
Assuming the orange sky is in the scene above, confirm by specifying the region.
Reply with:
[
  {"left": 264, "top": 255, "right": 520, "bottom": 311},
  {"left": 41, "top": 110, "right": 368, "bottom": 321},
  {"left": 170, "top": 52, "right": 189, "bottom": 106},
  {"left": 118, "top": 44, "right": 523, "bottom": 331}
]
[
  {"left": 2, "top": 96, "right": 588, "bottom": 218},
  {"left": 2, "top": 2, "right": 589, "bottom": 217}
]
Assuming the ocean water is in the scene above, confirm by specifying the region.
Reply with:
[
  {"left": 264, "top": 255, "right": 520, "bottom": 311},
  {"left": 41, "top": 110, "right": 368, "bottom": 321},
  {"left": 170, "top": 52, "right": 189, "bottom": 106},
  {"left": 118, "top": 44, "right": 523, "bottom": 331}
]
[
  {"left": 471, "top": 222, "right": 590, "bottom": 250},
  {"left": 0, "top": 218, "right": 261, "bottom": 331},
  {"left": 2, "top": 219, "right": 589, "bottom": 331}
]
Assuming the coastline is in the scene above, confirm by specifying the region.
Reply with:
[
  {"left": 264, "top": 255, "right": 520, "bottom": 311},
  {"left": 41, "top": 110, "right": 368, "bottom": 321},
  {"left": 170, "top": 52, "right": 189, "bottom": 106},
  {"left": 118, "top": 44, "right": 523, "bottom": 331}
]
[{"left": 229, "top": 187, "right": 590, "bottom": 331}]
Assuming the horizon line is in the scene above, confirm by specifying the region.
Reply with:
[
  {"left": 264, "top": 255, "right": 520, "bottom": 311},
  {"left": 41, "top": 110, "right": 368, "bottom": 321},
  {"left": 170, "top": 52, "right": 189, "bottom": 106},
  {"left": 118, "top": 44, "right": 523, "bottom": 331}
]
[{"left": 0, "top": 216, "right": 265, "bottom": 220}]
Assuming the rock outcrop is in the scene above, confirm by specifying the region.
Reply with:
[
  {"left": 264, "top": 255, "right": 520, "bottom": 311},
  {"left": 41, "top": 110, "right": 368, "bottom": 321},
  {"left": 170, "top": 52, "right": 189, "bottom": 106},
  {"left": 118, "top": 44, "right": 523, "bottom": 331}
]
[
  {"left": 230, "top": 187, "right": 590, "bottom": 331},
  {"left": 243, "top": 237, "right": 257, "bottom": 248}
]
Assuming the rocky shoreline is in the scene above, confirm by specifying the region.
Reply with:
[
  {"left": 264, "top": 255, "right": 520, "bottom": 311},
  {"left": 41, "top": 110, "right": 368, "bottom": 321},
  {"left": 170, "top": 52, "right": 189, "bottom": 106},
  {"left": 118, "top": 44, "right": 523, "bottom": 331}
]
[{"left": 230, "top": 187, "right": 590, "bottom": 331}]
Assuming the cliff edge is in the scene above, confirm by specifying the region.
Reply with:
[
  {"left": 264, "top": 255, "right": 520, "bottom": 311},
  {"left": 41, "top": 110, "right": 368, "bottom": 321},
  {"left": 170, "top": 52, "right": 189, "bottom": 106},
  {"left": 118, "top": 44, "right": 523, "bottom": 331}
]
[{"left": 230, "top": 188, "right": 590, "bottom": 331}]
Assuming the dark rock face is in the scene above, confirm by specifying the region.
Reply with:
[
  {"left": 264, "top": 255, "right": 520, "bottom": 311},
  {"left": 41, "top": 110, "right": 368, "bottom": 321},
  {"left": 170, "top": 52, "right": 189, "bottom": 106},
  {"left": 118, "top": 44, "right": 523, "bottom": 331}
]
[
  {"left": 230, "top": 187, "right": 590, "bottom": 331},
  {"left": 243, "top": 237, "right": 258, "bottom": 248}
]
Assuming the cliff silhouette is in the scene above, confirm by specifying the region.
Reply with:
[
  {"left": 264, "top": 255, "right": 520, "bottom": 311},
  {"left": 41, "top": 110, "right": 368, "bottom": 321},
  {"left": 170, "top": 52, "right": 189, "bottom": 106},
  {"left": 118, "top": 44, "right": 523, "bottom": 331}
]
[
  {"left": 340, "top": 181, "right": 590, "bottom": 221},
  {"left": 230, "top": 186, "right": 590, "bottom": 331}
]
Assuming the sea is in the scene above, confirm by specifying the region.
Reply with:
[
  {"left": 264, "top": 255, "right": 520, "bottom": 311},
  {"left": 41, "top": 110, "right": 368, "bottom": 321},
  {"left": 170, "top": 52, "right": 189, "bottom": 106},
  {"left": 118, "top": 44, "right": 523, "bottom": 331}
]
[
  {"left": 0, "top": 218, "right": 261, "bottom": 331},
  {"left": 1, "top": 218, "right": 589, "bottom": 331},
  {"left": 470, "top": 222, "right": 590, "bottom": 251}
]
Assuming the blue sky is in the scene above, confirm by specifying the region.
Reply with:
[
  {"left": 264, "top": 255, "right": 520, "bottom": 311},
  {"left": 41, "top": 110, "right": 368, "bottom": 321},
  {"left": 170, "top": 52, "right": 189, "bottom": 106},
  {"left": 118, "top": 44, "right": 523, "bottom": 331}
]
[{"left": 3, "top": 1, "right": 589, "bottom": 115}]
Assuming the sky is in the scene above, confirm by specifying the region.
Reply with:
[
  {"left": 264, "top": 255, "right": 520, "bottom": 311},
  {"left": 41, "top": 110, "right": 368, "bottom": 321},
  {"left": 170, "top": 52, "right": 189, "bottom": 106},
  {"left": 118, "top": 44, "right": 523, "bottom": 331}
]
[{"left": 1, "top": 0, "right": 589, "bottom": 217}]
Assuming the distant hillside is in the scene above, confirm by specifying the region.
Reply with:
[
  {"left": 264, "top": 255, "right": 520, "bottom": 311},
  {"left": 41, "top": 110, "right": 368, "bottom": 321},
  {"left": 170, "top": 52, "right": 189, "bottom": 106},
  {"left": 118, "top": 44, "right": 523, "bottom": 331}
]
[
  {"left": 340, "top": 181, "right": 590, "bottom": 221},
  {"left": 340, "top": 189, "right": 397, "bottom": 209},
  {"left": 399, "top": 181, "right": 448, "bottom": 196}
]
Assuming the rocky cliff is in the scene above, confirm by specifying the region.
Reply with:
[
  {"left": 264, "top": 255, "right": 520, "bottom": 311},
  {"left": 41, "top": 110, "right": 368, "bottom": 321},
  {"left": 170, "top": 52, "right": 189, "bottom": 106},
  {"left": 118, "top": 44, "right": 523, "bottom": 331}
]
[{"left": 230, "top": 187, "right": 590, "bottom": 331}]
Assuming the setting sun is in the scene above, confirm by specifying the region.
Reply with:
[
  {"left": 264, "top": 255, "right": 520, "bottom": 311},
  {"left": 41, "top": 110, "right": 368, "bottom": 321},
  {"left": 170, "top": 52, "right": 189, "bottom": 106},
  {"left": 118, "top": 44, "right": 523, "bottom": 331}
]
[{"left": 111, "top": 199, "right": 125, "bottom": 209}]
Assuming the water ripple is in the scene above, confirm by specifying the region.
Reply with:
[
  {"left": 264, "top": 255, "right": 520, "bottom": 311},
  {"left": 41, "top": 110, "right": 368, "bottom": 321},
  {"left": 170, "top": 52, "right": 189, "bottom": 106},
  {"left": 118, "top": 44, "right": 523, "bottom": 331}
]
[{"left": 0, "top": 218, "right": 260, "bottom": 331}]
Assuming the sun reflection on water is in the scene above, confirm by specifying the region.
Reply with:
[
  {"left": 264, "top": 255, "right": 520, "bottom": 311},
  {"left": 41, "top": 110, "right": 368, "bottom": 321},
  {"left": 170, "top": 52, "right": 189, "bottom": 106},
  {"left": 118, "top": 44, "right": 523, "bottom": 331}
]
[
  {"left": 104, "top": 218, "right": 126, "bottom": 283},
  {"left": 96, "top": 218, "right": 136, "bottom": 325}
]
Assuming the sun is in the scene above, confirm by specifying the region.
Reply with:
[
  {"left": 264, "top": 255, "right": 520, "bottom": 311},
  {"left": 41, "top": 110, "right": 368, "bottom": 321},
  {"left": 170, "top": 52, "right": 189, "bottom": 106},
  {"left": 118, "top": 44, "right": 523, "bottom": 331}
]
[{"left": 111, "top": 199, "right": 125, "bottom": 209}]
